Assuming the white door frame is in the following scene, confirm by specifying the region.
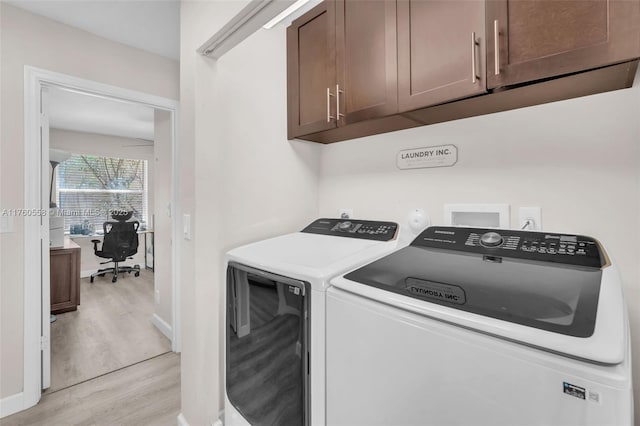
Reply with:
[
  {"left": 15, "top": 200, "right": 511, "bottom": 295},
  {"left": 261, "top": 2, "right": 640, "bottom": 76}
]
[
  {"left": 40, "top": 86, "right": 52, "bottom": 391},
  {"left": 22, "top": 66, "right": 182, "bottom": 411}
]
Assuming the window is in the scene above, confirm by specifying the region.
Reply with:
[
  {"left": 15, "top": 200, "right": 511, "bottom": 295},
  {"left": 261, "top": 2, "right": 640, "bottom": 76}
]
[{"left": 56, "top": 154, "right": 148, "bottom": 232}]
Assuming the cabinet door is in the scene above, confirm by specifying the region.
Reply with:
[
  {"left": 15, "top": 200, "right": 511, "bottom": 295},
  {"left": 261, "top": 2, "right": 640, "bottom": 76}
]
[
  {"left": 336, "top": 0, "right": 398, "bottom": 124},
  {"left": 50, "top": 249, "right": 79, "bottom": 314},
  {"left": 287, "top": 2, "right": 337, "bottom": 139},
  {"left": 398, "top": 0, "right": 487, "bottom": 112},
  {"left": 487, "top": 0, "right": 640, "bottom": 89}
]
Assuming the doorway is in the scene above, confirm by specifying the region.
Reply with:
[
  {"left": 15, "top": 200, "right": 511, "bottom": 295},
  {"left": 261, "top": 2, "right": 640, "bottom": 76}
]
[
  {"left": 23, "top": 66, "right": 181, "bottom": 410},
  {"left": 47, "top": 85, "right": 171, "bottom": 392}
]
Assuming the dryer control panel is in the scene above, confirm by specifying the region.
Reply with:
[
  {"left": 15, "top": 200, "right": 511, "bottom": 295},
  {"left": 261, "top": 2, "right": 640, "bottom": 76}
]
[
  {"left": 302, "top": 218, "right": 398, "bottom": 241},
  {"left": 413, "top": 226, "right": 605, "bottom": 268}
]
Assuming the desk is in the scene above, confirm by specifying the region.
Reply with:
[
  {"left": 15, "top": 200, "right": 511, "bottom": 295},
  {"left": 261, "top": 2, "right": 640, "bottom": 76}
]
[{"left": 50, "top": 238, "right": 81, "bottom": 314}]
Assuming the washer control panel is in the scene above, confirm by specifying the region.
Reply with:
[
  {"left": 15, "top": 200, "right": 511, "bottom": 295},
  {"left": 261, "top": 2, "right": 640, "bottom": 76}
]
[
  {"left": 413, "top": 226, "right": 604, "bottom": 268},
  {"left": 301, "top": 218, "right": 398, "bottom": 241}
]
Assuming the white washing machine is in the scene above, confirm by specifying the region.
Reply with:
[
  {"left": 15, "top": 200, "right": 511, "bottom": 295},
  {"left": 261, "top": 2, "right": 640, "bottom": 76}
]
[
  {"left": 327, "top": 226, "right": 633, "bottom": 426},
  {"left": 224, "top": 218, "right": 406, "bottom": 426}
]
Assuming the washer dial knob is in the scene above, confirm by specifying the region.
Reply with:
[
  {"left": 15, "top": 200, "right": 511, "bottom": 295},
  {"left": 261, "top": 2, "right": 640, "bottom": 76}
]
[
  {"left": 338, "top": 221, "right": 352, "bottom": 231},
  {"left": 480, "top": 232, "right": 503, "bottom": 247}
]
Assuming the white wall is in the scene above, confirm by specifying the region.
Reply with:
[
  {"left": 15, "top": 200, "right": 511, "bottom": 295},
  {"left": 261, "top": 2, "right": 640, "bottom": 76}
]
[
  {"left": 318, "top": 69, "right": 640, "bottom": 423},
  {"left": 180, "top": 2, "right": 321, "bottom": 424},
  {"left": 0, "top": 3, "right": 178, "bottom": 400}
]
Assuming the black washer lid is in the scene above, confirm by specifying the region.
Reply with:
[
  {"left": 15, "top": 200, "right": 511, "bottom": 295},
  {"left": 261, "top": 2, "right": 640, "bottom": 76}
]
[{"left": 344, "top": 226, "right": 606, "bottom": 338}]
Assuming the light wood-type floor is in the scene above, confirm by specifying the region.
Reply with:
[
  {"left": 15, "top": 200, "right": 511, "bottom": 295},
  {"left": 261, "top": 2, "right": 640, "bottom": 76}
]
[
  {"left": 50, "top": 269, "right": 171, "bottom": 392},
  {"left": 2, "top": 352, "right": 181, "bottom": 426}
]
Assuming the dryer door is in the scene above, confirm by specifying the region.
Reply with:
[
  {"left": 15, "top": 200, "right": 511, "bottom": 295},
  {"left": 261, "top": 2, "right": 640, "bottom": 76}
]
[{"left": 226, "top": 262, "right": 310, "bottom": 426}]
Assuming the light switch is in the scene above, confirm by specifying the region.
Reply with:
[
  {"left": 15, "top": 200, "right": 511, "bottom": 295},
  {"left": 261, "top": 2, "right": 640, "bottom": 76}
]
[{"left": 0, "top": 215, "right": 13, "bottom": 233}]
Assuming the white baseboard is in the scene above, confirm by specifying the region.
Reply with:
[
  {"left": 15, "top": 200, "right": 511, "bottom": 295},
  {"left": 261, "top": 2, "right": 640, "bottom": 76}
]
[
  {"left": 0, "top": 392, "right": 24, "bottom": 418},
  {"left": 176, "top": 410, "right": 223, "bottom": 426},
  {"left": 152, "top": 314, "right": 172, "bottom": 340},
  {"left": 177, "top": 412, "right": 189, "bottom": 426},
  {"left": 211, "top": 410, "right": 224, "bottom": 426},
  {"left": 214, "top": 409, "right": 224, "bottom": 426}
]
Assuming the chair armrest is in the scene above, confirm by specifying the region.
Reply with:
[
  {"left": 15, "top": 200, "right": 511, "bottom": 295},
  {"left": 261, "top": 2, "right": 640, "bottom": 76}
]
[
  {"left": 91, "top": 239, "right": 101, "bottom": 252},
  {"left": 91, "top": 239, "right": 101, "bottom": 244}
]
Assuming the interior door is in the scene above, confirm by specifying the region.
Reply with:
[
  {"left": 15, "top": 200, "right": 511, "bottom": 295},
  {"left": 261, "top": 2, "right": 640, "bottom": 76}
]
[{"left": 41, "top": 86, "right": 51, "bottom": 390}]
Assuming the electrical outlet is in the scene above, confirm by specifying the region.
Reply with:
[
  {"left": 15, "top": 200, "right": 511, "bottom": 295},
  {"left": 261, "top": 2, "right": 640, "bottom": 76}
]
[
  {"left": 519, "top": 207, "right": 542, "bottom": 231},
  {"left": 339, "top": 208, "right": 353, "bottom": 219},
  {"left": 155, "top": 290, "right": 160, "bottom": 305}
]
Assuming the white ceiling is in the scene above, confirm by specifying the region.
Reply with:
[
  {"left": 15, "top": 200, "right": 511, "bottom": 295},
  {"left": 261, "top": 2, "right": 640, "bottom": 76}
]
[
  {"left": 5, "top": 0, "right": 180, "bottom": 60},
  {"left": 48, "top": 87, "right": 155, "bottom": 141}
]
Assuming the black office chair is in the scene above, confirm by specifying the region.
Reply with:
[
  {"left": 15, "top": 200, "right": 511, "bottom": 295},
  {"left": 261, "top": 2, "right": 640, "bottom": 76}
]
[{"left": 90, "top": 213, "right": 141, "bottom": 283}]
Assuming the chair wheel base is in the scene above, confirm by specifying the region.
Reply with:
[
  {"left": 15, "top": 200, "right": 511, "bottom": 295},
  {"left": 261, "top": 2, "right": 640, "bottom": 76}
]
[{"left": 90, "top": 263, "right": 140, "bottom": 284}]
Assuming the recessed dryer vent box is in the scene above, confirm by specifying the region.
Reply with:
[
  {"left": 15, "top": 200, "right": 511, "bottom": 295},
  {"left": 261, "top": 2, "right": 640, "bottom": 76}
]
[{"left": 444, "top": 204, "right": 510, "bottom": 228}]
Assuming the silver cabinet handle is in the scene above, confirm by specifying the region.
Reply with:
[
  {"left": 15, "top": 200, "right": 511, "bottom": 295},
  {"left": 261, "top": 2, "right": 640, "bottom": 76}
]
[
  {"left": 471, "top": 32, "right": 479, "bottom": 83},
  {"left": 326, "top": 87, "right": 335, "bottom": 123},
  {"left": 494, "top": 20, "right": 500, "bottom": 75},
  {"left": 336, "top": 84, "right": 345, "bottom": 120}
]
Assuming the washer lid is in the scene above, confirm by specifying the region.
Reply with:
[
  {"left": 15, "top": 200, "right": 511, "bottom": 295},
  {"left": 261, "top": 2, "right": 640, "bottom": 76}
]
[
  {"left": 344, "top": 246, "right": 601, "bottom": 338},
  {"left": 340, "top": 233, "right": 629, "bottom": 365},
  {"left": 226, "top": 232, "right": 400, "bottom": 287},
  {"left": 339, "top": 226, "right": 626, "bottom": 364}
]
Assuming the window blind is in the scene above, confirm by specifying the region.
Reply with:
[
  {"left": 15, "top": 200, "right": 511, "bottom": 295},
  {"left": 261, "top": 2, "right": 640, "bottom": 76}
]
[{"left": 56, "top": 154, "right": 148, "bottom": 232}]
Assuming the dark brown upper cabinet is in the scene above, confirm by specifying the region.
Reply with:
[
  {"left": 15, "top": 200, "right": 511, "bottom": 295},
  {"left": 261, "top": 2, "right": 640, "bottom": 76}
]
[
  {"left": 287, "top": 0, "right": 397, "bottom": 139},
  {"left": 397, "top": 0, "right": 487, "bottom": 112},
  {"left": 288, "top": 0, "right": 640, "bottom": 143},
  {"left": 287, "top": 2, "right": 337, "bottom": 139},
  {"left": 336, "top": 0, "right": 398, "bottom": 124},
  {"left": 486, "top": 0, "right": 640, "bottom": 89}
]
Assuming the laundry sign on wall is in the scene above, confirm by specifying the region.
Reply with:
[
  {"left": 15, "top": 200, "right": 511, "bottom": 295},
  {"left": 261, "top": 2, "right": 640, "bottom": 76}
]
[{"left": 397, "top": 144, "right": 458, "bottom": 170}]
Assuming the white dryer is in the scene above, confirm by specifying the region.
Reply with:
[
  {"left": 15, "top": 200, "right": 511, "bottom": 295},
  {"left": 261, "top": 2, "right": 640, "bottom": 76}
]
[
  {"left": 224, "top": 218, "right": 403, "bottom": 426},
  {"left": 326, "top": 226, "right": 633, "bottom": 426}
]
